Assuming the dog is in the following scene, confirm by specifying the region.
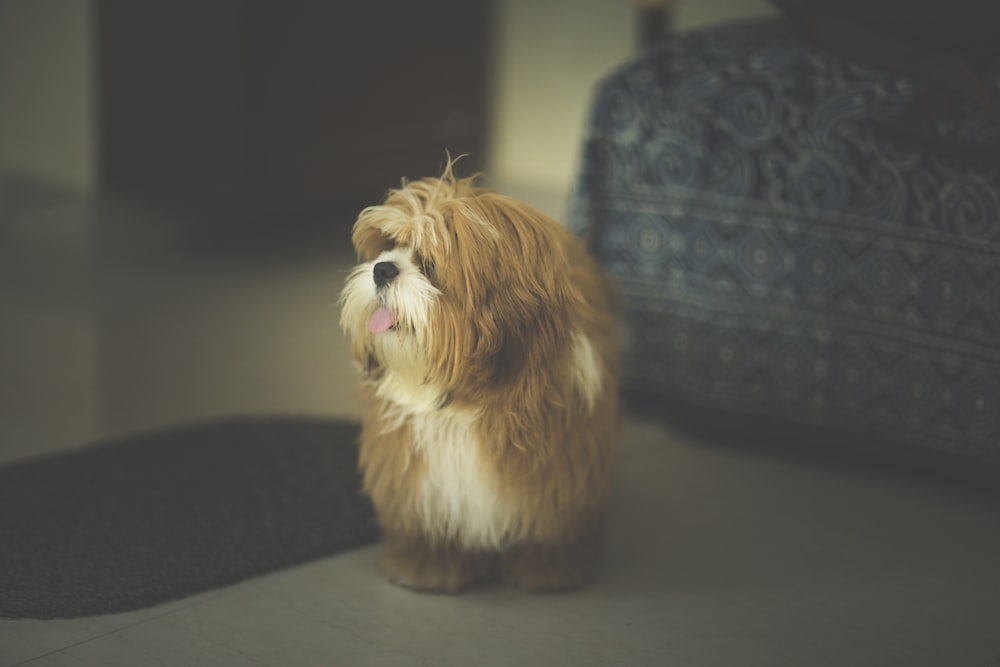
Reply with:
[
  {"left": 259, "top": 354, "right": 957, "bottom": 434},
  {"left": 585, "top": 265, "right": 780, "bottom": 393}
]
[{"left": 339, "top": 162, "right": 619, "bottom": 592}]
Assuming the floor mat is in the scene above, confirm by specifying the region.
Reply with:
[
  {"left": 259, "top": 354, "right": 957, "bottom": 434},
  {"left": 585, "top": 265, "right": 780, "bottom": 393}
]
[{"left": 0, "top": 417, "right": 377, "bottom": 619}]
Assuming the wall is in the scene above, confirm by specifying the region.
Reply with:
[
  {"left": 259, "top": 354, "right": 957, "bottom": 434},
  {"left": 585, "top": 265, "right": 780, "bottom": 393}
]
[
  {"left": 487, "top": 0, "right": 776, "bottom": 218},
  {"left": 0, "top": 0, "right": 776, "bottom": 208},
  {"left": 0, "top": 0, "right": 95, "bottom": 193}
]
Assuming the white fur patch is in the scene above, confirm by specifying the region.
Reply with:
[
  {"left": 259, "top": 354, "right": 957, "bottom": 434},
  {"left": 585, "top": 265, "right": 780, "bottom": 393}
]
[
  {"left": 410, "top": 409, "right": 518, "bottom": 550},
  {"left": 570, "top": 330, "right": 603, "bottom": 410},
  {"left": 373, "top": 369, "right": 442, "bottom": 421}
]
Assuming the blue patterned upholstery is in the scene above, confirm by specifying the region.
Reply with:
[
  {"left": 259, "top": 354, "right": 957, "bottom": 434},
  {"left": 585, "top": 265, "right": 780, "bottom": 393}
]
[{"left": 570, "top": 19, "right": 1000, "bottom": 458}]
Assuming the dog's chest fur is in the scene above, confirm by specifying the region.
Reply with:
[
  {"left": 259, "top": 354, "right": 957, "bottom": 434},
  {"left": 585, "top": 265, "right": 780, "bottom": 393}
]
[{"left": 409, "top": 408, "right": 518, "bottom": 550}]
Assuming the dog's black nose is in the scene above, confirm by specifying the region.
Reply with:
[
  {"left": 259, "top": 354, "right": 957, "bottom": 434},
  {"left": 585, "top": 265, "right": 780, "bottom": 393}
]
[{"left": 373, "top": 261, "right": 400, "bottom": 287}]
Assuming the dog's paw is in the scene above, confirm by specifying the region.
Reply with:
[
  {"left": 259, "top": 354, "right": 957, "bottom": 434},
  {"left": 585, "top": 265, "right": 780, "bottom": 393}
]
[{"left": 380, "top": 534, "right": 493, "bottom": 593}]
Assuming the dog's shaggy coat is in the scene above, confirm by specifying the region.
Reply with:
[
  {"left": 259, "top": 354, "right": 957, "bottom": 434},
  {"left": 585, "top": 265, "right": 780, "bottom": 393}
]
[{"left": 340, "top": 166, "right": 618, "bottom": 592}]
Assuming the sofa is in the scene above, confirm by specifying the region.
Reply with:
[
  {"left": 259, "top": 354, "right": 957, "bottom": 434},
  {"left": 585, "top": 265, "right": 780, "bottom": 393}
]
[{"left": 569, "top": 17, "right": 1000, "bottom": 459}]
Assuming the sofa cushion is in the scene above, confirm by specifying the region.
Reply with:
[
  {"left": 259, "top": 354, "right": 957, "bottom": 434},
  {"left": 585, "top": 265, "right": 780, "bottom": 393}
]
[{"left": 570, "top": 19, "right": 1000, "bottom": 459}]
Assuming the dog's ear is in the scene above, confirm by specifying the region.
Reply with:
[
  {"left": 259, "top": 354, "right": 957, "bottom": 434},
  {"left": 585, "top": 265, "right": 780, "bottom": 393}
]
[
  {"left": 481, "top": 284, "right": 577, "bottom": 393},
  {"left": 485, "top": 288, "right": 524, "bottom": 388},
  {"left": 463, "top": 285, "right": 530, "bottom": 390},
  {"left": 481, "top": 197, "right": 603, "bottom": 398},
  {"left": 424, "top": 285, "right": 538, "bottom": 398},
  {"left": 428, "top": 192, "right": 585, "bottom": 398}
]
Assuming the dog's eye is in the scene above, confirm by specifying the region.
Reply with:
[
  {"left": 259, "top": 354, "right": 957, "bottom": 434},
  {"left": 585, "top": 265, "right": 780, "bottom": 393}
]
[
  {"left": 363, "top": 236, "right": 395, "bottom": 262},
  {"left": 415, "top": 252, "right": 436, "bottom": 276}
]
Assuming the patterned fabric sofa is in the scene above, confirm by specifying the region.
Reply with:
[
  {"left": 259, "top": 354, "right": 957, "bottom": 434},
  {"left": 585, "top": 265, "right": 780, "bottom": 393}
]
[{"left": 569, "top": 18, "right": 1000, "bottom": 459}]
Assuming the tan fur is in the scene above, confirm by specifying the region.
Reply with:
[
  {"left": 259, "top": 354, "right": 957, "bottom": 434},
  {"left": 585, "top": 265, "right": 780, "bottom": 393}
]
[{"left": 340, "top": 161, "right": 619, "bottom": 592}]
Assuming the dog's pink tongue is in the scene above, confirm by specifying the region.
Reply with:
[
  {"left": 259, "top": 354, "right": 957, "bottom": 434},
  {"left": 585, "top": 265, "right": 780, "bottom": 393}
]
[{"left": 368, "top": 306, "right": 395, "bottom": 333}]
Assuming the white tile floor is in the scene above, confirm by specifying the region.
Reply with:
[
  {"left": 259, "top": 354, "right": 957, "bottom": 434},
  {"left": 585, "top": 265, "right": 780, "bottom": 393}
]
[{"left": 3, "top": 190, "right": 1000, "bottom": 666}]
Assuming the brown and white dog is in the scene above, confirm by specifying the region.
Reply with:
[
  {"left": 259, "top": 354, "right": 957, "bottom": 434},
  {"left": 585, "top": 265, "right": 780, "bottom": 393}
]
[{"left": 339, "top": 163, "right": 618, "bottom": 592}]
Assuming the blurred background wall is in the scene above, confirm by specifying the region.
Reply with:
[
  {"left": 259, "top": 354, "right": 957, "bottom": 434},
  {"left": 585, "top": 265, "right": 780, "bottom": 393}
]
[
  {"left": 0, "top": 0, "right": 775, "bottom": 220},
  {"left": 490, "top": 0, "right": 774, "bottom": 216},
  {"left": 0, "top": 0, "right": 95, "bottom": 193}
]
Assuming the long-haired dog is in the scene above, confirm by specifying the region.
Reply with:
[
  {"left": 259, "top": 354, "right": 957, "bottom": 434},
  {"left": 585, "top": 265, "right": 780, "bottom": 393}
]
[{"left": 339, "top": 163, "right": 618, "bottom": 592}]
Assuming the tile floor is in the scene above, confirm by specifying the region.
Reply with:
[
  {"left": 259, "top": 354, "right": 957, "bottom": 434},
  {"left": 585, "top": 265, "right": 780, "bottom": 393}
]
[{"left": 2, "top": 187, "right": 1000, "bottom": 666}]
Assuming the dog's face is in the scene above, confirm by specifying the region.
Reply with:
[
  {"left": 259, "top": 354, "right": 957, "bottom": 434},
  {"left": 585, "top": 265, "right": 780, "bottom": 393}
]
[{"left": 339, "top": 173, "right": 579, "bottom": 410}]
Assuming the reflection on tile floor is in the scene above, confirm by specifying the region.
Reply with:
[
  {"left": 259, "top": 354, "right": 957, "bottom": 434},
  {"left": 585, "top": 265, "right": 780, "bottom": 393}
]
[{"left": 3, "top": 190, "right": 1000, "bottom": 666}]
